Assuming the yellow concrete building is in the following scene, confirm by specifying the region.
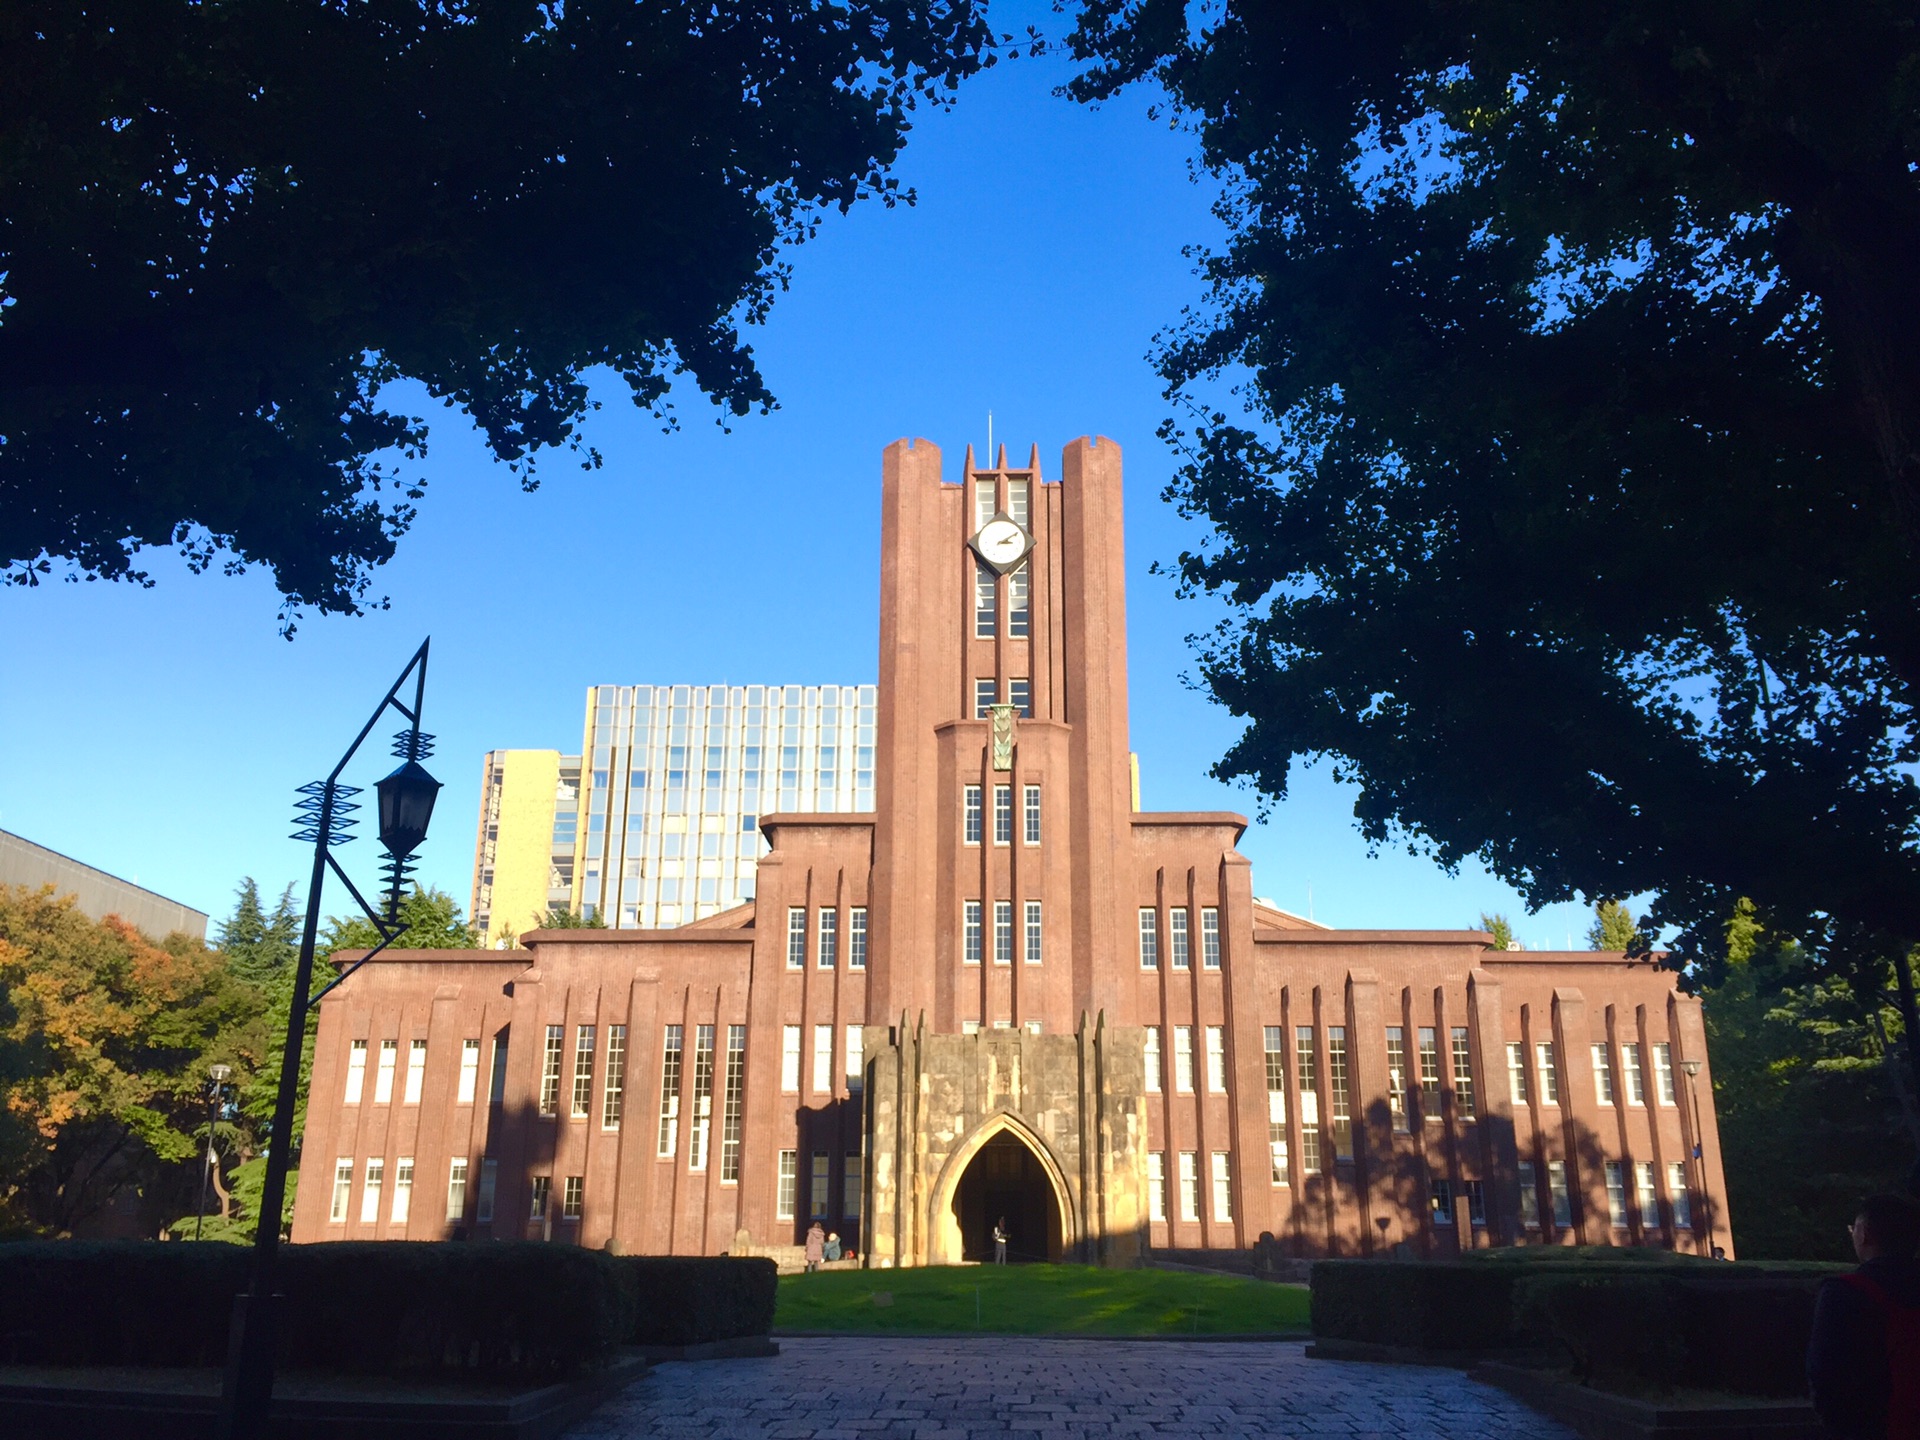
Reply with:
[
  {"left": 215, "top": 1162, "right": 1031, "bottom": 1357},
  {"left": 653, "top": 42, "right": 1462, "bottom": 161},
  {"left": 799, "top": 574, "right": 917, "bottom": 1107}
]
[{"left": 470, "top": 749, "right": 573, "bottom": 948}]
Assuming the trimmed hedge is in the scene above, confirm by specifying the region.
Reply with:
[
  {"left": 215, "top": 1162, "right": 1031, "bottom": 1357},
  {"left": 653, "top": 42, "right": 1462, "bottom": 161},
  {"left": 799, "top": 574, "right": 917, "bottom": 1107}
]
[
  {"left": 1310, "top": 1255, "right": 1838, "bottom": 1396},
  {"left": 0, "top": 1241, "right": 626, "bottom": 1378},
  {"left": 613, "top": 1256, "right": 778, "bottom": 1346}
]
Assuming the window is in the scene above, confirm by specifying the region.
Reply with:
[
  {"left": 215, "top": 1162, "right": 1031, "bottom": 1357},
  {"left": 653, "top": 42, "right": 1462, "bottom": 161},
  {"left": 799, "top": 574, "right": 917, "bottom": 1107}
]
[
  {"left": 1009, "top": 564, "right": 1030, "bottom": 639},
  {"left": 964, "top": 786, "right": 982, "bottom": 844},
  {"left": 404, "top": 1039, "right": 427, "bottom": 1105},
  {"left": 964, "top": 901, "right": 983, "bottom": 964},
  {"left": 1138, "top": 909, "right": 1159, "bottom": 969},
  {"left": 1009, "top": 678, "right": 1031, "bottom": 718},
  {"left": 818, "top": 908, "right": 838, "bottom": 969},
  {"left": 850, "top": 908, "right": 868, "bottom": 969},
  {"left": 392, "top": 1157, "right": 413, "bottom": 1224},
  {"left": 1635, "top": 1162, "right": 1658, "bottom": 1229},
  {"left": 539, "top": 1025, "right": 564, "bottom": 1116},
  {"left": 688, "top": 1025, "right": 715, "bottom": 1171},
  {"left": 1263, "top": 1027, "right": 1289, "bottom": 1182},
  {"left": 361, "top": 1158, "right": 384, "bottom": 1224},
  {"left": 973, "top": 678, "right": 996, "bottom": 718},
  {"left": 1296, "top": 1026, "right": 1321, "bottom": 1176},
  {"left": 781, "top": 1025, "right": 801, "bottom": 1092},
  {"left": 446, "top": 1157, "right": 469, "bottom": 1222},
  {"left": 1466, "top": 1179, "right": 1486, "bottom": 1227},
  {"left": 1536, "top": 1042, "right": 1560, "bottom": 1104},
  {"left": 844, "top": 1154, "right": 864, "bottom": 1221},
  {"left": 1517, "top": 1161, "right": 1540, "bottom": 1228},
  {"left": 458, "top": 1039, "right": 480, "bottom": 1103},
  {"left": 1430, "top": 1173, "right": 1453, "bottom": 1225},
  {"left": 974, "top": 559, "right": 997, "bottom": 638},
  {"left": 1653, "top": 1042, "right": 1677, "bottom": 1105},
  {"left": 1144, "top": 1026, "right": 1162, "bottom": 1093},
  {"left": 375, "top": 1039, "right": 397, "bottom": 1103},
  {"left": 1417, "top": 1027, "right": 1440, "bottom": 1112},
  {"left": 330, "top": 1159, "right": 353, "bottom": 1222},
  {"left": 489, "top": 1030, "right": 509, "bottom": 1103},
  {"left": 786, "top": 908, "right": 807, "bottom": 969},
  {"left": 530, "top": 1175, "right": 551, "bottom": 1221},
  {"left": 571, "top": 1025, "right": 595, "bottom": 1118},
  {"left": 1592, "top": 1043, "right": 1615, "bottom": 1105},
  {"left": 476, "top": 1159, "right": 497, "bottom": 1224},
  {"left": 993, "top": 785, "right": 1013, "bottom": 844},
  {"left": 657, "top": 1024, "right": 683, "bottom": 1157},
  {"left": 994, "top": 900, "right": 1013, "bottom": 965},
  {"left": 962, "top": 1020, "right": 981, "bottom": 1035},
  {"left": 1178, "top": 1151, "right": 1200, "bottom": 1222},
  {"left": 1507, "top": 1042, "right": 1529, "bottom": 1106},
  {"left": 345, "top": 1040, "right": 367, "bottom": 1103},
  {"left": 1148, "top": 1151, "right": 1167, "bottom": 1222},
  {"left": 1022, "top": 785, "right": 1041, "bottom": 845},
  {"left": 1205, "top": 1025, "right": 1227, "bottom": 1093},
  {"left": 721, "top": 1026, "right": 746, "bottom": 1181},
  {"left": 1622, "top": 1042, "right": 1645, "bottom": 1105},
  {"left": 1201, "top": 909, "right": 1220, "bottom": 969},
  {"left": 1605, "top": 1161, "right": 1628, "bottom": 1226},
  {"left": 1174, "top": 1026, "right": 1194, "bottom": 1093},
  {"left": 1328, "top": 1026, "right": 1353, "bottom": 1162},
  {"left": 1170, "top": 908, "right": 1190, "bottom": 969},
  {"left": 1548, "top": 1161, "right": 1573, "bottom": 1227},
  {"left": 1211, "top": 1152, "right": 1233, "bottom": 1221},
  {"left": 1024, "top": 901, "right": 1042, "bottom": 965},
  {"left": 810, "top": 1153, "right": 830, "bottom": 1219},
  {"left": 1451, "top": 1027, "right": 1475, "bottom": 1116},
  {"left": 1386, "top": 1027, "right": 1408, "bottom": 1131},
  {"left": 844, "top": 1025, "right": 863, "bottom": 1092},
  {"left": 812, "top": 1025, "right": 832, "bottom": 1095},
  {"left": 603, "top": 1025, "right": 626, "bottom": 1129},
  {"left": 562, "top": 1176, "right": 583, "bottom": 1220},
  {"left": 975, "top": 479, "right": 996, "bottom": 531},
  {"left": 1668, "top": 1163, "right": 1693, "bottom": 1229},
  {"left": 777, "top": 1151, "right": 798, "bottom": 1222}
]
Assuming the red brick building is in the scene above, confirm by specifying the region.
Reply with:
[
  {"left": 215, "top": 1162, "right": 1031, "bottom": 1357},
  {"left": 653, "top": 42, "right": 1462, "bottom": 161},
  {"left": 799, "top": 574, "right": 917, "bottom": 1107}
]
[{"left": 292, "top": 437, "right": 1733, "bottom": 1263}]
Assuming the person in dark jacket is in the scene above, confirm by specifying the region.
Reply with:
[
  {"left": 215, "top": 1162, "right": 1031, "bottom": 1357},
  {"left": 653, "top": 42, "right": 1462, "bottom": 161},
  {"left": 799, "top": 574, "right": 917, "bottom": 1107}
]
[{"left": 1807, "top": 1193, "right": 1920, "bottom": 1440}]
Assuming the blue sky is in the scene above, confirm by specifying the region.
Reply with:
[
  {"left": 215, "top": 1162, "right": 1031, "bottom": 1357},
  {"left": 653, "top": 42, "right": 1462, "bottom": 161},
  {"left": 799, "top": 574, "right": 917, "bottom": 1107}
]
[{"left": 0, "top": 28, "right": 1597, "bottom": 949}]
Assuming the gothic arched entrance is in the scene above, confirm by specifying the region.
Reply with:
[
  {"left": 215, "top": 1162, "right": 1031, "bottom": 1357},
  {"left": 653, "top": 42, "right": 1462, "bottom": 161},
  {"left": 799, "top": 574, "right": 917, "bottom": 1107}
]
[{"left": 931, "top": 1116, "right": 1071, "bottom": 1264}]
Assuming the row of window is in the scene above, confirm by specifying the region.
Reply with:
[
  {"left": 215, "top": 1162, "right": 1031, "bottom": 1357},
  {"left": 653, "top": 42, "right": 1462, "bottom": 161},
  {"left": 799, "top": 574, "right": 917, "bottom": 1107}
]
[
  {"left": 774, "top": 1149, "right": 864, "bottom": 1223},
  {"left": 344, "top": 1035, "right": 504, "bottom": 1107},
  {"left": 653, "top": 1024, "right": 748, "bottom": 1177},
  {"left": 962, "top": 784, "right": 1041, "bottom": 845},
  {"left": 961, "top": 899, "right": 1045, "bottom": 965},
  {"left": 1504, "top": 1039, "right": 1680, "bottom": 1110},
  {"left": 1144, "top": 1151, "right": 1236, "bottom": 1224},
  {"left": 785, "top": 907, "right": 869, "bottom": 969},
  {"left": 779, "top": 1024, "right": 865, "bottom": 1095},
  {"left": 1514, "top": 1158, "right": 1694, "bottom": 1231},
  {"left": 331, "top": 1154, "right": 498, "bottom": 1226},
  {"left": 972, "top": 678, "right": 1033, "bottom": 718},
  {"left": 1138, "top": 908, "right": 1223, "bottom": 970},
  {"left": 974, "top": 560, "right": 1032, "bottom": 640}
]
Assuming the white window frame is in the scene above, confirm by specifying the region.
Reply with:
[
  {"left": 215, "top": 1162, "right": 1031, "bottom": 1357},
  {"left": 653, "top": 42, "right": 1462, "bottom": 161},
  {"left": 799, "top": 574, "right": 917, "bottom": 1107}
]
[
  {"left": 776, "top": 1150, "right": 798, "bottom": 1221},
  {"left": 446, "top": 1157, "right": 469, "bottom": 1222},
  {"left": 1023, "top": 785, "right": 1041, "bottom": 845},
  {"left": 1605, "top": 1160, "right": 1628, "bottom": 1226},
  {"left": 403, "top": 1038, "right": 427, "bottom": 1105},
  {"left": 1592, "top": 1042, "right": 1615, "bottom": 1105},
  {"left": 1170, "top": 907, "right": 1190, "bottom": 969},
  {"left": 1211, "top": 1151, "right": 1233, "bottom": 1221},
  {"left": 812, "top": 1024, "right": 833, "bottom": 1096},
  {"left": 1138, "top": 909, "right": 1159, "bottom": 969},
  {"left": 786, "top": 908, "right": 807, "bottom": 969},
  {"left": 1205, "top": 1025, "right": 1227, "bottom": 1093},
  {"left": 1174, "top": 1025, "right": 1194, "bottom": 1094},
  {"left": 1144, "top": 1026, "right": 1162, "bottom": 1093},
  {"left": 1506, "top": 1041, "right": 1529, "bottom": 1105},
  {"left": 817, "top": 907, "right": 838, "bottom": 969},
  {"left": 1622, "top": 1042, "right": 1646, "bottom": 1105},
  {"left": 963, "top": 785, "right": 983, "bottom": 845},
  {"left": 1653, "top": 1041, "right": 1677, "bottom": 1105},
  {"left": 1024, "top": 900, "right": 1042, "bottom": 965},
  {"left": 993, "top": 900, "right": 1013, "bottom": 965},
  {"left": 374, "top": 1039, "right": 397, "bottom": 1104},
  {"left": 330, "top": 1158, "right": 354, "bottom": 1222},
  {"left": 781, "top": 1025, "right": 801, "bottom": 1092},
  {"left": 1200, "top": 908, "right": 1220, "bottom": 969},
  {"left": 458, "top": 1038, "right": 480, "bottom": 1104},
  {"left": 1536, "top": 1041, "right": 1560, "bottom": 1104},
  {"left": 1178, "top": 1151, "right": 1199, "bottom": 1222},
  {"left": 963, "top": 900, "right": 983, "bottom": 965},
  {"left": 1147, "top": 1151, "right": 1167, "bottom": 1222},
  {"left": 1517, "top": 1160, "right": 1540, "bottom": 1228},
  {"left": 392, "top": 1157, "right": 414, "bottom": 1224},
  {"left": 360, "top": 1157, "right": 384, "bottom": 1224},
  {"left": 345, "top": 1040, "right": 367, "bottom": 1104},
  {"left": 850, "top": 908, "right": 868, "bottom": 969}
]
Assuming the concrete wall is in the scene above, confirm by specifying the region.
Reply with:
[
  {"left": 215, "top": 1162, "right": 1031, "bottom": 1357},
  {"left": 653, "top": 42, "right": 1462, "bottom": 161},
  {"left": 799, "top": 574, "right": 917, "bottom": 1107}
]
[{"left": 0, "top": 828, "right": 207, "bottom": 940}]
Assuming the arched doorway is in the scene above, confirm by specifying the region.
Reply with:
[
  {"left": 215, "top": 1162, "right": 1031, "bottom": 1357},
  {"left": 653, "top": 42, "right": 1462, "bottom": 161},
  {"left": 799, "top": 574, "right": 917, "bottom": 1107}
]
[{"left": 950, "top": 1130, "right": 1065, "bottom": 1263}]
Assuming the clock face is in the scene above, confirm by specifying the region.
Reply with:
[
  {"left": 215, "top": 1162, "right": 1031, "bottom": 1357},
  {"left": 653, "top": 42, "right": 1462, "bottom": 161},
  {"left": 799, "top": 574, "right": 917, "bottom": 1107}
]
[{"left": 972, "top": 514, "right": 1031, "bottom": 574}]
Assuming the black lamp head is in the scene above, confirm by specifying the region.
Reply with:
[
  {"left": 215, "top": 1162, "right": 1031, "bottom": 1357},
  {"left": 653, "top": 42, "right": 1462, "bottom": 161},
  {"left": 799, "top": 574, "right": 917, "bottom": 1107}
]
[{"left": 376, "top": 758, "right": 442, "bottom": 859}]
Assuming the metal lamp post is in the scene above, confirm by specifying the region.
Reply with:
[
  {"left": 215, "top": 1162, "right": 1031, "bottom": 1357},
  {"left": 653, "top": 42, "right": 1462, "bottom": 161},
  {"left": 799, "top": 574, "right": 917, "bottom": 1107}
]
[
  {"left": 216, "top": 639, "right": 440, "bottom": 1440},
  {"left": 1680, "top": 1057, "right": 1706, "bottom": 1251},
  {"left": 194, "top": 1063, "right": 235, "bottom": 1241}
]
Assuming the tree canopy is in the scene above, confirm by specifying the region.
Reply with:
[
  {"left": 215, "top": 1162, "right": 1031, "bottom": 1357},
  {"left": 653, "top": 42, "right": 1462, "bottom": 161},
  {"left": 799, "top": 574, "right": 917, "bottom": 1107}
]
[
  {"left": 1066, "top": 3, "right": 1920, "bottom": 1038},
  {"left": 1, "top": 0, "right": 993, "bottom": 625}
]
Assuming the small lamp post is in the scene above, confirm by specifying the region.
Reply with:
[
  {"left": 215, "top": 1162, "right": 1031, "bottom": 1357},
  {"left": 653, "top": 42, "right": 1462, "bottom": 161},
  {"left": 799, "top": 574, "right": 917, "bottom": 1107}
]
[
  {"left": 217, "top": 640, "right": 436, "bottom": 1440},
  {"left": 1680, "top": 1057, "right": 1706, "bottom": 1250},
  {"left": 194, "top": 1063, "right": 235, "bottom": 1241}
]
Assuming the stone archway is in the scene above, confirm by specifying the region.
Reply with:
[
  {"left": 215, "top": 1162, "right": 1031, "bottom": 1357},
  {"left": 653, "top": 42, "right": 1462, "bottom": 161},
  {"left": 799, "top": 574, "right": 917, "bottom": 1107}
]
[{"left": 927, "top": 1112, "right": 1075, "bottom": 1265}]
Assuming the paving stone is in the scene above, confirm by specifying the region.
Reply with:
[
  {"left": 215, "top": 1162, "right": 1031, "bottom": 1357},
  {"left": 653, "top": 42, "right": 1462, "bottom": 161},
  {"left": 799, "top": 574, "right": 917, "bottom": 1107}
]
[{"left": 567, "top": 1339, "right": 1578, "bottom": 1440}]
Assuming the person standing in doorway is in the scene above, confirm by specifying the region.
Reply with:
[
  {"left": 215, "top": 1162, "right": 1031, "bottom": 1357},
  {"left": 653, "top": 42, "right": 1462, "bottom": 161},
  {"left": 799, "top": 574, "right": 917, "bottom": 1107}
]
[
  {"left": 993, "top": 1217, "right": 1008, "bottom": 1265},
  {"left": 804, "top": 1221, "right": 826, "bottom": 1274}
]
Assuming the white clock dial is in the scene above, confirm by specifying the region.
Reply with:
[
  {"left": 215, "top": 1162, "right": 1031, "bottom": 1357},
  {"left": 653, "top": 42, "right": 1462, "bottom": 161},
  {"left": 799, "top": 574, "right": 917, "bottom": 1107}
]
[{"left": 972, "top": 515, "right": 1031, "bottom": 574}]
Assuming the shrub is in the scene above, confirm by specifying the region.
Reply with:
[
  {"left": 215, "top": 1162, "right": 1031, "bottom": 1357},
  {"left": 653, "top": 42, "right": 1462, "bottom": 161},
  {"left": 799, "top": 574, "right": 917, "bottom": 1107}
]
[
  {"left": 0, "top": 1241, "right": 626, "bottom": 1378},
  {"left": 612, "top": 1256, "right": 778, "bottom": 1345}
]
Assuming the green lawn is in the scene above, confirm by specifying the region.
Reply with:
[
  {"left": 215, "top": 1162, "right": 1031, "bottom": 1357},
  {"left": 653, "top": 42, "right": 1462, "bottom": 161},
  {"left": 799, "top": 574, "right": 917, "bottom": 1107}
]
[{"left": 774, "top": 1264, "right": 1311, "bottom": 1336}]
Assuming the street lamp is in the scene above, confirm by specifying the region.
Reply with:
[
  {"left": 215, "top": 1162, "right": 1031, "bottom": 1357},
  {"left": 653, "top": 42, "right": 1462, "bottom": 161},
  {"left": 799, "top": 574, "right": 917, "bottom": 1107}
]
[
  {"left": 194, "top": 1063, "right": 235, "bottom": 1241},
  {"left": 1680, "top": 1057, "right": 1707, "bottom": 1251},
  {"left": 216, "top": 639, "right": 436, "bottom": 1440}
]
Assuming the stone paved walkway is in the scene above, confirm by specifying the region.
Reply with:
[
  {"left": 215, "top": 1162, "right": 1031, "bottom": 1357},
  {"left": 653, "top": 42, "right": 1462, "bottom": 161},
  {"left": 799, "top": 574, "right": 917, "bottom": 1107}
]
[{"left": 566, "top": 1337, "right": 1577, "bottom": 1438}]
